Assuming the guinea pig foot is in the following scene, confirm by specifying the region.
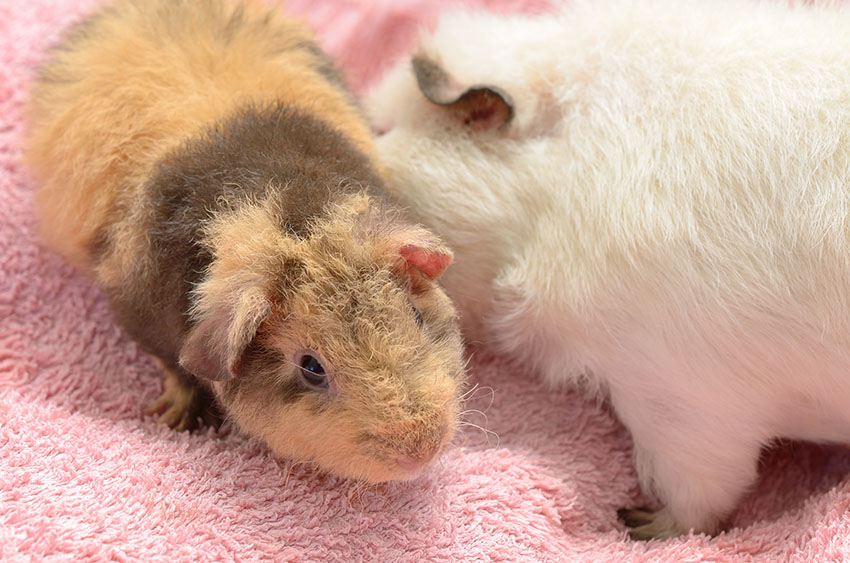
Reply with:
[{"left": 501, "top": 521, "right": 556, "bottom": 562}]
[
  {"left": 145, "top": 371, "right": 219, "bottom": 432},
  {"left": 617, "top": 507, "right": 684, "bottom": 541}
]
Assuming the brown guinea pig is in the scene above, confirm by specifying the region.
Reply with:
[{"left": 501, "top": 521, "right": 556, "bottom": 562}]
[{"left": 23, "top": 0, "right": 465, "bottom": 483}]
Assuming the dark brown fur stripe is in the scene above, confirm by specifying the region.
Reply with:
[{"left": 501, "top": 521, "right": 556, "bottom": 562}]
[
  {"left": 100, "top": 102, "right": 385, "bottom": 375},
  {"left": 218, "top": 342, "right": 310, "bottom": 411}
]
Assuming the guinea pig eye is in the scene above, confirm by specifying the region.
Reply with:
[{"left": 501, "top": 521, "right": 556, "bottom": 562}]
[
  {"left": 298, "top": 354, "right": 328, "bottom": 389},
  {"left": 413, "top": 307, "right": 424, "bottom": 327}
]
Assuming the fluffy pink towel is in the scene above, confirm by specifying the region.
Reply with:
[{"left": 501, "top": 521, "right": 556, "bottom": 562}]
[{"left": 2, "top": 1, "right": 850, "bottom": 561}]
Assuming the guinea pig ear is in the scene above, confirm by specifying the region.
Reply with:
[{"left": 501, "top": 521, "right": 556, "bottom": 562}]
[
  {"left": 391, "top": 226, "right": 453, "bottom": 281},
  {"left": 178, "top": 286, "right": 271, "bottom": 381},
  {"left": 400, "top": 243, "right": 452, "bottom": 280},
  {"left": 412, "top": 53, "right": 513, "bottom": 131}
]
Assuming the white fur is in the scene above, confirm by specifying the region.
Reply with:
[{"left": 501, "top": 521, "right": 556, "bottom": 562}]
[{"left": 368, "top": 0, "right": 850, "bottom": 537}]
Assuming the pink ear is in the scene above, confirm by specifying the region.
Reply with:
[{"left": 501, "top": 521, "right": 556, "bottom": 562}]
[
  {"left": 449, "top": 88, "right": 513, "bottom": 131},
  {"left": 400, "top": 244, "right": 452, "bottom": 280}
]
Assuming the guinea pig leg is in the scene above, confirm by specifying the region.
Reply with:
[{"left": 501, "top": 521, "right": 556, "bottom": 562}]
[
  {"left": 145, "top": 358, "right": 220, "bottom": 431},
  {"left": 611, "top": 389, "right": 762, "bottom": 539},
  {"left": 617, "top": 506, "right": 681, "bottom": 540},
  {"left": 623, "top": 438, "right": 760, "bottom": 540}
]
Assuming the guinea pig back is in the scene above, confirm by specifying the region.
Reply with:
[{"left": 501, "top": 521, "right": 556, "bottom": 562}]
[
  {"left": 24, "top": 0, "right": 465, "bottom": 483},
  {"left": 369, "top": 0, "right": 850, "bottom": 537}
]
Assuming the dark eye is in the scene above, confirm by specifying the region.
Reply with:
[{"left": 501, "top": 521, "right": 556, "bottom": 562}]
[
  {"left": 413, "top": 307, "right": 423, "bottom": 327},
  {"left": 299, "top": 355, "right": 328, "bottom": 389}
]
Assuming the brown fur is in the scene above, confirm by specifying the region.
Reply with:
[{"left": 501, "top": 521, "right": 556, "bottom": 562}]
[
  {"left": 24, "top": 0, "right": 375, "bottom": 274},
  {"left": 24, "top": 0, "right": 465, "bottom": 483}
]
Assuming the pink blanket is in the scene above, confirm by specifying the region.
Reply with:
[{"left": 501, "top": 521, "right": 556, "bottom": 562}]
[{"left": 3, "top": 1, "right": 850, "bottom": 561}]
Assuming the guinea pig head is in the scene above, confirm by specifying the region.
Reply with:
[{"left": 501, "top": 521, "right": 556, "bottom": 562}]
[
  {"left": 179, "top": 194, "right": 465, "bottom": 482},
  {"left": 368, "top": 10, "right": 566, "bottom": 139}
]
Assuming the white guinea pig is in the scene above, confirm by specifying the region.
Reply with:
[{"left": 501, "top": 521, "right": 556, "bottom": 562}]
[{"left": 368, "top": 0, "right": 850, "bottom": 539}]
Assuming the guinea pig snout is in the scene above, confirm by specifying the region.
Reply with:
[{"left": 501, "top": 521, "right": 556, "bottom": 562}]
[
  {"left": 372, "top": 415, "right": 453, "bottom": 475},
  {"left": 392, "top": 438, "right": 444, "bottom": 476}
]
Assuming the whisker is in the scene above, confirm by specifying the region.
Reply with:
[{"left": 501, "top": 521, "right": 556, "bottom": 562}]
[
  {"left": 459, "top": 382, "right": 480, "bottom": 400},
  {"left": 462, "top": 351, "right": 476, "bottom": 370},
  {"left": 282, "top": 459, "right": 310, "bottom": 489},
  {"left": 346, "top": 459, "right": 382, "bottom": 508},
  {"left": 282, "top": 462, "right": 293, "bottom": 489},
  {"left": 346, "top": 479, "right": 366, "bottom": 508},
  {"left": 459, "top": 408, "right": 493, "bottom": 439},
  {"left": 457, "top": 420, "right": 501, "bottom": 448},
  {"left": 478, "top": 386, "right": 497, "bottom": 411},
  {"left": 458, "top": 384, "right": 496, "bottom": 411}
]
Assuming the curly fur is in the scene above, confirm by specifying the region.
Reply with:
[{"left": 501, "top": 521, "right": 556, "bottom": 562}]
[{"left": 24, "top": 0, "right": 465, "bottom": 484}]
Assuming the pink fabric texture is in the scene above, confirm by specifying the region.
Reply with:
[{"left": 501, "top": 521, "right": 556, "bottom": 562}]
[{"left": 2, "top": 0, "right": 850, "bottom": 561}]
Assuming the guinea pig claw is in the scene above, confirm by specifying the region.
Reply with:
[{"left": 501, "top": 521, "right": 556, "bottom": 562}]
[
  {"left": 618, "top": 508, "right": 685, "bottom": 541},
  {"left": 617, "top": 507, "right": 654, "bottom": 529},
  {"left": 145, "top": 367, "right": 213, "bottom": 432},
  {"left": 160, "top": 403, "right": 196, "bottom": 432},
  {"left": 145, "top": 386, "right": 197, "bottom": 431}
]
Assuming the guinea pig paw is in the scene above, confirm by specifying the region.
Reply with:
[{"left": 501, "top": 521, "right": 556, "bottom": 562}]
[
  {"left": 145, "top": 378, "right": 212, "bottom": 432},
  {"left": 617, "top": 507, "right": 684, "bottom": 541}
]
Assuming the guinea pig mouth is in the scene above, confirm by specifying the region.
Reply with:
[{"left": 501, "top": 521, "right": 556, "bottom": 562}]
[
  {"left": 362, "top": 427, "right": 453, "bottom": 481},
  {"left": 393, "top": 453, "right": 440, "bottom": 478}
]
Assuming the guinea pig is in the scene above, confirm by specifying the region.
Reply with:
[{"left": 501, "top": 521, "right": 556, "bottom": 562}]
[
  {"left": 368, "top": 0, "right": 850, "bottom": 538},
  {"left": 23, "top": 0, "right": 465, "bottom": 484}
]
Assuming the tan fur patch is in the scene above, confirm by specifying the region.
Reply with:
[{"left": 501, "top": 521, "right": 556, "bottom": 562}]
[
  {"left": 24, "top": 0, "right": 374, "bottom": 278},
  {"left": 202, "top": 194, "right": 464, "bottom": 481}
]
